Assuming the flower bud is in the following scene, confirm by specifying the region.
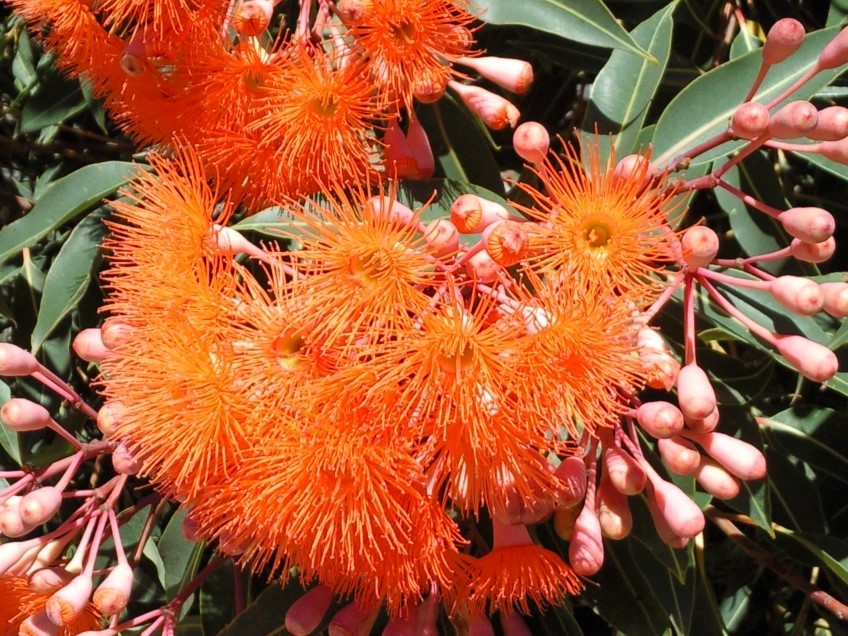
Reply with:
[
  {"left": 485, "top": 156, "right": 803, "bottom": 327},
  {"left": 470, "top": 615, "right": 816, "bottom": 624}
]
[
  {"left": 93, "top": 562, "right": 134, "bottom": 616},
  {"left": 681, "top": 226, "right": 719, "bottom": 269},
  {"left": 205, "top": 224, "right": 269, "bottom": 262},
  {"left": 100, "top": 320, "right": 133, "bottom": 350},
  {"left": 286, "top": 585, "right": 334, "bottom": 635},
  {"left": 650, "top": 478, "right": 705, "bottom": 538},
  {"left": 112, "top": 442, "right": 142, "bottom": 475},
  {"left": 19, "top": 610, "right": 60, "bottom": 636},
  {"left": 762, "top": 18, "right": 805, "bottom": 65},
  {"left": 676, "top": 363, "right": 716, "bottom": 421},
  {"left": 450, "top": 194, "right": 508, "bottom": 234},
  {"left": 684, "top": 406, "right": 720, "bottom": 433},
  {"left": 465, "top": 250, "right": 501, "bottom": 283},
  {"left": 0, "top": 343, "right": 40, "bottom": 376},
  {"left": 807, "top": 106, "right": 848, "bottom": 141},
  {"left": 450, "top": 82, "right": 520, "bottom": 130},
  {"left": 694, "top": 457, "right": 741, "bottom": 499},
  {"left": 72, "top": 328, "right": 110, "bottom": 363},
  {"left": 468, "top": 613, "right": 496, "bottom": 636},
  {"left": 232, "top": 0, "right": 274, "bottom": 36},
  {"left": 603, "top": 447, "right": 646, "bottom": 495},
  {"left": 406, "top": 117, "right": 435, "bottom": 179},
  {"left": 46, "top": 573, "right": 93, "bottom": 626},
  {"left": 613, "top": 153, "right": 650, "bottom": 183},
  {"left": 383, "top": 118, "right": 418, "bottom": 179},
  {"left": 646, "top": 492, "right": 689, "bottom": 549},
  {"left": 821, "top": 282, "right": 848, "bottom": 318},
  {"left": 383, "top": 609, "right": 417, "bottom": 636},
  {"left": 769, "top": 276, "right": 823, "bottom": 315},
  {"left": 1, "top": 398, "right": 52, "bottom": 432},
  {"left": 778, "top": 207, "right": 835, "bottom": 244},
  {"left": 19, "top": 487, "right": 63, "bottom": 527},
  {"left": 636, "top": 401, "right": 685, "bottom": 439},
  {"left": 0, "top": 538, "right": 38, "bottom": 574},
  {"left": 684, "top": 430, "right": 767, "bottom": 481},
  {"left": 96, "top": 401, "right": 125, "bottom": 438},
  {"left": 774, "top": 334, "right": 838, "bottom": 382},
  {"left": 817, "top": 26, "right": 848, "bottom": 70},
  {"left": 819, "top": 137, "right": 848, "bottom": 164},
  {"left": 731, "top": 102, "right": 770, "bottom": 140},
  {"left": 513, "top": 122, "right": 549, "bottom": 164},
  {"left": 597, "top": 474, "right": 632, "bottom": 540},
  {"left": 555, "top": 456, "right": 587, "bottom": 508},
  {"left": 500, "top": 612, "right": 532, "bottom": 636},
  {"left": 768, "top": 100, "right": 818, "bottom": 138},
  {"left": 458, "top": 56, "right": 534, "bottom": 94},
  {"left": 568, "top": 502, "right": 604, "bottom": 575},
  {"left": 328, "top": 601, "right": 379, "bottom": 636},
  {"left": 423, "top": 218, "right": 459, "bottom": 258},
  {"left": 412, "top": 68, "right": 448, "bottom": 103},
  {"left": 483, "top": 221, "right": 530, "bottom": 266},
  {"left": 790, "top": 237, "right": 835, "bottom": 263},
  {"left": 366, "top": 195, "right": 416, "bottom": 228},
  {"left": 29, "top": 567, "right": 74, "bottom": 594},
  {"left": 553, "top": 503, "right": 580, "bottom": 541},
  {"left": 658, "top": 436, "right": 701, "bottom": 476}
]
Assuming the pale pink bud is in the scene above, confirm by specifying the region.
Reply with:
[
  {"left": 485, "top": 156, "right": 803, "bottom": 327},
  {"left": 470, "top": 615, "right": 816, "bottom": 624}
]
[
  {"left": 205, "top": 224, "right": 269, "bottom": 261},
  {"left": 0, "top": 342, "right": 39, "bottom": 376},
  {"left": 636, "top": 401, "right": 685, "bottom": 439},
  {"left": 423, "top": 218, "right": 459, "bottom": 257},
  {"left": 677, "top": 363, "right": 716, "bottom": 421},
  {"left": 778, "top": 207, "right": 835, "bottom": 244},
  {"left": 818, "top": 26, "right": 848, "bottom": 70},
  {"left": 513, "top": 121, "right": 549, "bottom": 164},
  {"left": 96, "top": 401, "right": 124, "bottom": 437},
  {"left": 93, "top": 562, "right": 134, "bottom": 616},
  {"left": 819, "top": 136, "right": 848, "bottom": 164},
  {"left": 19, "top": 487, "right": 63, "bottom": 527},
  {"left": 769, "top": 275, "right": 824, "bottom": 315},
  {"left": 603, "top": 447, "right": 646, "bottom": 495},
  {"left": 569, "top": 501, "right": 604, "bottom": 575},
  {"left": 382, "top": 607, "right": 417, "bottom": 636},
  {"left": 286, "top": 585, "right": 334, "bottom": 636},
  {"left": 19, "top": 610, "right": 61, "bottom": 636},
  {"left": 500, "top": 612, "right": 532, "bottom": 636},
  {"left": 790, "top": 237, "right": 836, "bottom": 263},
  {"left": 72, "top": 328, "right": 110, "bottom": 363},
  {"left": 684, "top": 406, "right": 720, "bottom": 433},
  {"left": 681, "top": 226, "right": 719, "bottom": 269},
  {"left": 658, "top": 436, "right": 701, "bottom": 476},
  {"left": 637, "top": 329, "right": 680, "bottom": 391},
  {"left": 465, "top": 250, "right": 501, "bottom": 283},
  {"left": 112, "top": 442, "right": 142, "bottom": 475},
  {"left": 483, "top": 220, "right": 530, "bottom": 266},
  {"left": 450, "top": 194, "right": 509, "bottom": 234},
  {"left": 407, "top": 117, "right": 435, "bottom": 179},
  {"left": 731, "top": 102, "right": 770, "bottom": 140},
  {"left": 46, "top": 573, "right": 93, "bottom": 626},
  {"left": 774, "top": 334, "right": 838, "bottom": 382},
  {"left": 100, "top": 320, "right": 133, "bottom": 350},
  {"left": 366, "top": 195, "right": 416, "bottom": 228},
  {"left": 450, "top": 82, "right": 520, "bottom": 130},
  {"left": 613, "top": 153, "right": 650, "bottom": 183},
  {"left": 555, "top": 456, "right": 588, "bottom": 508},
  {"left": 232, "top": 0, "right": 274, "bottom": 36},
  {"left": 646, "top": 491, "right": 690, "bottom": 549},
  {"left": 335, "top": 0, "right": 371, "bottom": 22},
  {"left": 459, "top": 56, "right": 534, "bottom": 94},
  {"left": 0, "top": 538, "right": 39, "bottom": 574},
  {"left": 468, "top": 614, "right": 496, "bottom": 636},
  {"left": 328, "top": 602, "right": 379, "bottom": 636},
  {"left": 694, "top": 457, "right": 741, "bottom": 499},
  {"left": 597, "top": 474, "right": 632, "bottom": 540},
  {"left": 1, "top": 397, "right": 51, "bottom": 432},
  {"left": 684, "top": 430, "right": 767, "bottom": 481},
  {"left": 383, "top": 118, "right": 418, "bottom": 179},
  {"left": 29, "top": 567, "right": 74, "bottom": 594},
  {"left": 807, "top": 106, "right": 848, "bottom": 141},
  {"left": 650, "top": 478, "right": 705, "bottom": 538},
  {"left": 0, "top": 498, "right": 31, "bottom": 538},
  {"left": 762, "top": 18, "right": 805, "bottom": 65},
  {"left": 553, "top": 502, "right": 580, "bottom": 541},
  {"left": 768, "top": 100, "right": 818, "bottom": 138},
  {"left": 821, "top": 282, "right": 848, "bottom": 318}
]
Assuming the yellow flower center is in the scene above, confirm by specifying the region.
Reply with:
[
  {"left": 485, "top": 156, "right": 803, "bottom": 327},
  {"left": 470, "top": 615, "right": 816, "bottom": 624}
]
[
  {"left": 310, "top": 96, "right": 338, "bottom": 118},
  {"left": 582, "top": 220, "right": 612, "bottom": 248}
]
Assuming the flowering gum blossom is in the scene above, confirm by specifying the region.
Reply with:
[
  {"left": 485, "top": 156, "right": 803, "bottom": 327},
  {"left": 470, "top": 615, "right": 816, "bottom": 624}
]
[
  {"left": 762, "top": 18, "right": 806, "bottom": 65},
  {"left": 636, "top": 401, "right": 685, "bottom": 439},
  {"left": 603, "top": 447, "right": 646, "bottom": 495},
  {"left": 0, "top": 343, "right": 39, "bottom": 376},
  {"left": 569, "top": 502, "right": 604, "bottom": 575},
  {"left": 683, "top": 430, "right": 767, "bottom": 481},
  {"left": 774, "top": 334, "right": 838, "bottom": 382},
  {"left": 513, "top": 122, "right": 550, "bottom": 164},
  {"left": 1, "top": 398, "right": 52, "bottom": 432},
  {"left": 731, "top": 102, "right": 770, "bottom": 140},
  {"left": 681, "top": 226, "right": 719, "bottom": 269},
  {"left": 778, "top": 207, "right": 835, "bottom": 244},
  {"left": 769, "top": 276, "right": 824, "bottom": 315},
  {"left": 676, "top": 363, "right": 716, "bottom": 421}
]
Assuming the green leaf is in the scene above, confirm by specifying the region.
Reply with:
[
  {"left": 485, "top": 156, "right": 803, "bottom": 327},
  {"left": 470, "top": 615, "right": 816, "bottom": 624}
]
[
  {"left": 20, "top": 71, "right": 86, "bottom": 133},
  {"left": 583, "top": 2, "right": 675, "bottom": 158},
  {"left": 766, "top": 450, "right": 826, "bottom": 533},
  {"left": 0, "top": 161, "right": 142, "bottom": 264},
  {"left": 0, "top": 380, "right": 21, "bottom": 465},
  {"left": 200, "top": 560, "right": 236, "bottom": 636},
  {"left": 30, "top": 208, "right": 109, "bottom": 354},
  {"left": 651, "top": 26, "right": 848, "bottom": 169},
  {"left": 217, "top": 583, "right": 290, "bottom": 636},
  {"left": 475, "top": 0, "right": 650, "bottom": 59},
  {"left": 158, "top": 509, "right": 202, "bottom": 596},
  {"left": 775, "top": 531, "right": 848, "bottom": 588}
]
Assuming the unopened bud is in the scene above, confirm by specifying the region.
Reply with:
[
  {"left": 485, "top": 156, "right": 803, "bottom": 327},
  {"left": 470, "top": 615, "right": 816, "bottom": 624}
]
[
  {"left": 683, "top": 430, "right": 767, "bottom": 481},
  {"left": 450, "top": 194, "right": 509, "bottom": 234},
  {"left": 365, "top": 196, "right": 416, "bottom": 228},
  {"left": 613, "top": 153, "right": 650, "bottom": 183},
  {"left": 553, "top": 502, "right": 580, "bottom": 541},
  {"left": 500, "top": 612, "right": 532, "bottom": 636},
  {"left": 807, "top": 106, "right": 848, "bottom": 141},
  {"left": 1, "top": 398, "right": 51, "bottom": 432},
  {"left": 483, "top": 221, "right": 530, "bottom": 266},
  {"left": 684, "top": 406, "right": 720, "bottom": 433},
  {"left": 465, "top": 250, "right": 501, "bottom": 283},
  {"left": 0, "top": 537, "right": 38, "bottom": 574},
  {"left": 774, "top": 334, "right": 838, "bottom": 382},
  {"left": 0, "top": 343, "right": 40, "bottom": 376},
  {"left": 513, "top": 121, "right": 549, "bottom": 164},
  {"left": 819, "top": 136, "right": 848, "bottom": 164},
  {"left": 468, "top": 613, "right": 495, "bottom": 636},
  {"left": 458, "top": 56, "right": 534, "bottom": 94},
  {"left": 603, "top": 447, "right": 646, "bottom": 495},
  {"left": 423, "top": 218, "right": 459, "bottom": 258},
  {"left": 821, "top": 282, "right": 848, "bottom": 318},
  {"left": 768, "top": 100, "right": 818, "bottom": 138},
  {"left": 778, "top": 207, "right": 835, "bottom": 244},
  {"left": 694, "top": 457, "right": 741, "bottom": 499},
  {"left": 646, "top": 491, "right": 690, "bottom": 549},
  {"left": 597, "top": 474, "right": 632, "bottom": 540},
  {"left": 658, "top": 436, "right": 701, "bottom": 476},
  {"left": 790, "top": 237, "right": 836, "bottom": 263},
  {"left": 46, "top": 573, "right": 93, "bottom": 626},
  {"left": 96, "top": 401, "right": 125, "bottom": 437},
  {"left": 19, "top": 610, "right": 60, "bottom": 636},
  {"left": 112, "top": 442, "right": 142, "bottom": 475},
  {"left": 555, "top": 456, "right": 587, "bottom": 508},
  {"left": 450, "top": 82, "right": 520, "bottom": 130},
  {"left": 769, "top": 275, "right": 824, "bottom": 315},
  {"left": 649, "top": 478, "right": 705, "bottom": 538},
  {"left": 29, "top": 567, "right": 74, "bottom": 594},
  {"left": 328, "top": 601, "right": 379, "bottom": 636},
  {"left": 19, "top": 487, "right": 63, "bottom": 527},
  {"left": 681, "top": 226, "right": 719, "bottom": 269},
  {"left": 731, "top": 102, "right": 770, "bottom": 140},
  {"left": 407, "top": 116, "right": 435, "bottom": 179},
  {"left": 676, "top": 363, "right": 716, "bottom": 421},
  {"left": 636, "top": 401, "right": 685, "bottom": 439},
  {"left": 100, "top": 320, "right": 133, "bottom": 350},
  {"left": 817, "top": 26, "right": 848, "bottom": 70},
  {"left": 205, "top": 224, "right": 269, "bottom": 261},
  {"left": 93, "top": 562, "right": 134, "bottom": 616},
  {"left": 762, "top": 18, "right": 806, "bottom": 65},
  {"left": 383, "top": 118, "right": 418, "bottom": 179},
  {"left": 72, "top": 328, "right": 110, "bottom": 363},
  {"left": 568, "top": 501, "right": 604, "bottom": 575},
  {"left": 383, "top": 609, "right": 417, "bottom": 636}
]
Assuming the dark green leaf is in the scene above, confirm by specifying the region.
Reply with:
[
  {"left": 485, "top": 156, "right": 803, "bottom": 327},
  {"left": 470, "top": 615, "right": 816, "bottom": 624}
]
[
  {"left": 766, "top": 450, "right": 826, "bottom": 533},
  {"left": 217, "top": 583, "right": 290, "bottom": 636},
  {"left": 200, "top": 560, "right": 236, "bottom": 636},
  {"left": 20, "top": 71, "right": 86, "bottom": 133},
  {"left": 0, "top": 380, "right": 21, "bottom": 465},
  {"left": 158, "top": 509, "right": 202, "bottom": 596}
]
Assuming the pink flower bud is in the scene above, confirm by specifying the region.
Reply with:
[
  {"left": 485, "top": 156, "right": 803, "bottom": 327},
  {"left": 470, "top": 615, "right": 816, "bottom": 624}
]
[
  {"left": 677, "top": 363, "right": 716, "bottom": 421},
  {"left": 684, "top": 430, "right": 767, "bottom": 480},
  {"left": 112, "top": 442, "right": 142, "bottom": 475},
  {"left": 636, "top": 401, "right": 685, "bottom": 439},
  {"left": 818, "top": 26, "right": 848, "bottom": 70},
  {"left": 458, "top": 56, "right": 534, "bottom": 94},
  {"left": 72, "top": 328, "right": 110, "bottom": 363},
  {"left": 328, "top": 602, "right": 379, "bottom": 636},
  {"left": 412, "top": 70, "right": 448, "bottom": 104},
  {"left": 335, "top": 0, "right": 370, "bottom": 22},
  {"left": 569, "top": 501, "right": 604, "bottom": 575},
  {"left": 407, "top": 116, "right": 435, "bottom": 179},
  {"left": 778, "top": 207, "right": 835, "bottom": 243},
  {"left": 613, "top": 154, "right": 650, "bottom": 183},
  {"left": 93, "top": 562, "right": 134, "bottom": 616},
  {"left": 762, "top": 18, "right": 805, "bottom": 65},
  {"left": 807, "top": 106, "right": 848, "bottom": 141},
  {"left": 646, "top": 492, "right": 690, "bottom": 549},
  {"left": 0, "top": 499, "right": 32, "bottom": 538},
  {"left": 774, "top": 334, "right": 838, "bottom": 382},
  {"left": 819, "top": 137, "right": 848, "bottom": 164},
  {"left": 658, "top": 436, "right": 701, "bottom": 476},
  {"left": 422, "top": 218, "right": 459, "bottom": 258},
  {"left": 694, "top": 457, "right": 740, "bottom": 499},
  {"left": 465, "top": 250, "right": 501, "bottom": 283},
  {"left": 96, "top": 401, "right": 124, "bottom": 437},
  {"left": 768, "top": 100, "right": 818, "bottom": 138},
  {"left": 100, "top": 320, "right": 133, "bottom": 350},
  {"left": 468, "top": 613, "right": 496, "bottom": 636},
  {"left": 553, "top": 503, "right": 580, "bottom": 541},
  {"left": 790, "top": 237, "right": 835, "bottom": 263},
  {"left": 483, "top": 221, "right": 530, "bottom": 266},
  {"left": 731, "top": 102, "right": 770, "bottom": 140},
  {"left": 684, "top": 406, "right": 720, "bottom": 433},
  {"left": 500, "top": 612, "right": 532, "bottom": 636},
  {"left": 29, "top": 567, "right": 74, "bottom": 594},
  {"left": 513, "top": 121, "right": 549, "bottom": 164},
  {"left": 650, "top": 478, "right": 705, "bottom": 538},
  {"left": 769, "top": 276, "right": 824, "bottom": 315},
  {"left": 603, "top": 447, "right": 646, "bottom": 495},
  {"left": 19, "top": 487, "right": 63, "bottom": 527},
  {"left": 383, "top": 118, "right": 418, "bottom": 179},
  {"left": 681, "top": 226, "right": 719, "bottom": 269},
  {"left": 366, "top": 195, "right": 416, "bottom": 228},
  {"left": 821, "top": 282, "right": 848, "bottom": 318},
  {"left": 205, "top": 224, "right": 269, "bottom": 262},
  {"left": 286, "top": 585, "right": 334, "bottom": 636},
  {"left": 450, "top": 194, "right": 509, "bottom": 234},
  {"left": 1, "top": 398, "right": 51, "bottom": 432},
  {"left": 0, "top": 537, "right": 38, "bottom": 574},
  {"left": 450, "top": 82, "right": 520, "bottom": 130},
  {"left": 597, "top": 474, "right": 632, "bottom": 540},
  {"left": 46, "top": 573, "right": 93, "bottom": 626},
  {"left": 555, "top": 456, "right": 588, "bottom": 508},
  {"left": 19, "top": 610, "right": 60, "bottom": 636},
  {"left": 0, "top": 343, "right": 40, "bottom": 376}
]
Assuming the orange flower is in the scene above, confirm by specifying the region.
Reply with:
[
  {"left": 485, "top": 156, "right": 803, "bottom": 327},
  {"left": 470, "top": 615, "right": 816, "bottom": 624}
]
[
  {"left": 0, "top": 573, "right": 102, "bottom": 635},
  {"left": 515, "top": 138, "right": 679, "bottom": 296},
  {"left": 346, "top": 0, "right": 477, "bottom": 112}
]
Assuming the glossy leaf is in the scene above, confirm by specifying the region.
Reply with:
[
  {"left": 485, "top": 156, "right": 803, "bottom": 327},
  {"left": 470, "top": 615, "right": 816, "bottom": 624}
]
[
  {"left": 218, "top": 584, "right": 293, "bottom": 636},
  {"left": 0, "top": 379, "right": 21, "bottom": 465},
  {"left": 158, "top": 509, "right": 202, "bottom": 596}
]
